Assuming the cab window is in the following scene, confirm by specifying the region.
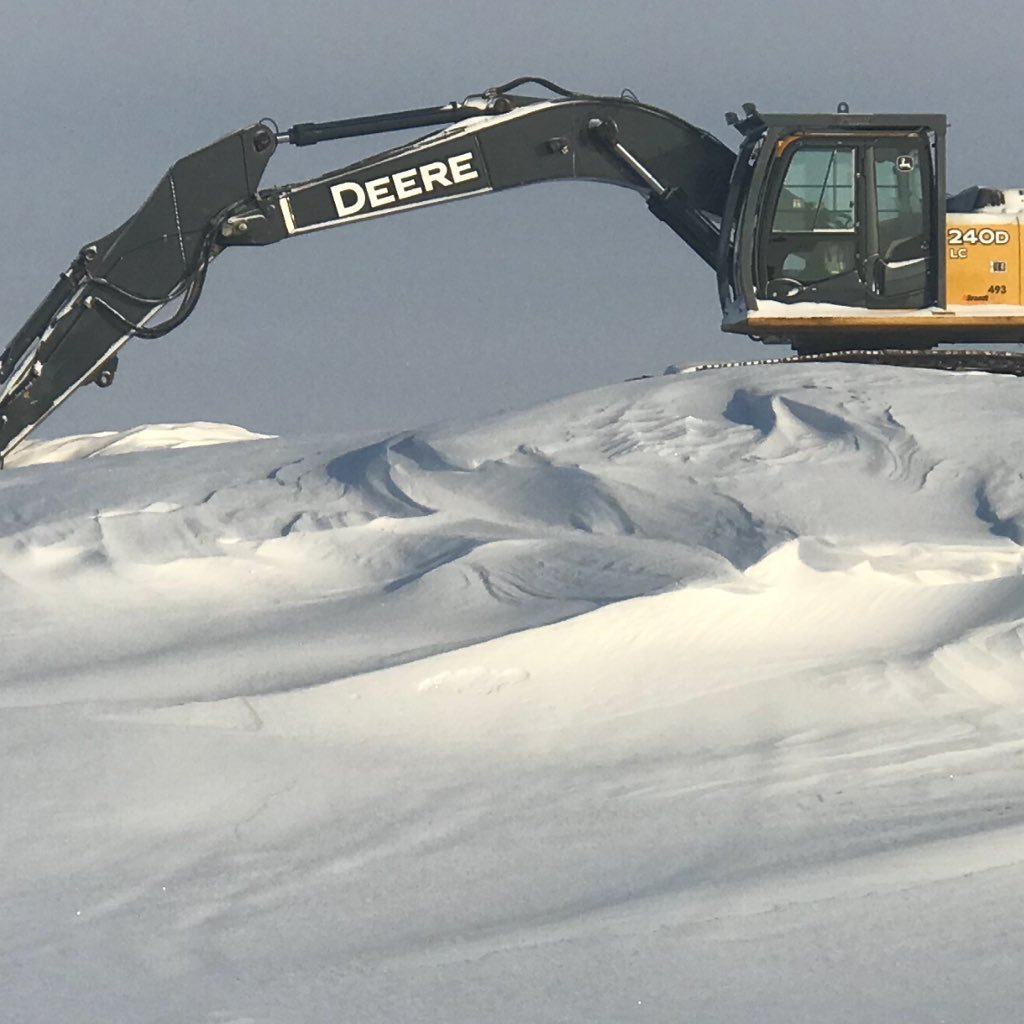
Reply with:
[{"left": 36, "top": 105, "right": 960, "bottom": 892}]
[
  {"left": 772, "top": 147, "right": 856, "bottom": 232},
  {"left": 874, "top": 144, "right": 925, "bottom": 259}
]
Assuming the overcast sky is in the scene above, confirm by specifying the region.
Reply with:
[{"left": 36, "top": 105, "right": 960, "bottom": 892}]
[{"left": 2, "top": 0, "right": 1020, "bottom": 441}]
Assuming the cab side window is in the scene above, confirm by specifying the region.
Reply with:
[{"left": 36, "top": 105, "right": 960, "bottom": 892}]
[
  {"left": 772, "top": 147, "right": 856, "bottom": 233},
  {"left": 874, "top": 145, "right": 925, "bottom": 261}
]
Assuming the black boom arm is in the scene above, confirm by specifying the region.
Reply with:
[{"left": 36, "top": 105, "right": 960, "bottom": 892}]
[{"left": 0, "top": 81, "right": 734, "bottom": 461}]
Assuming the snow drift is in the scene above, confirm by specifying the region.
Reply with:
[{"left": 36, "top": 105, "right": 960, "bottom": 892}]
[{"left": 3, "top": 362, "right": 1024, "bottom": 1023}]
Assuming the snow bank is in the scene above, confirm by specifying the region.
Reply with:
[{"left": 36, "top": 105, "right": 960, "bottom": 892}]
[
  {"left": 3, "top": 362, "right": 1024, "bottom": 1023},
  {"left": 5, "top": 421, "right": 272, "bottom": 467}
]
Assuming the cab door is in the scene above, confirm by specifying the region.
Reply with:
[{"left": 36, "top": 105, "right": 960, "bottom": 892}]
[
  {"left": 865, "top": 140, "right": 933, "bottom": 307},
  {"left": 755, "top": 134, "right": 934, "bottom": 308}
]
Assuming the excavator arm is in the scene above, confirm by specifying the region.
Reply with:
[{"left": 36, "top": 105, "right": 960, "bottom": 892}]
[{"left": 0, "top": 79, "right": 734, "bottom": 462}]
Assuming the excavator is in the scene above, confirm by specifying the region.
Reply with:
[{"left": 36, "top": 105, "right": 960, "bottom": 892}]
[{"left": 3, "top": 76, "right": 1023, "bottom": 464}]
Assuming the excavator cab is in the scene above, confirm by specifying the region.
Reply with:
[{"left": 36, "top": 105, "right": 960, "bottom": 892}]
[{"left": 718, "top": 111, "right": 947, "bottom": 352}]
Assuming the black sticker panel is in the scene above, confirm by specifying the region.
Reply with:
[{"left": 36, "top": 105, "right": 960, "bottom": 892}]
[{"left": 284, "top": 138, "right": 491, "bottom": 231}]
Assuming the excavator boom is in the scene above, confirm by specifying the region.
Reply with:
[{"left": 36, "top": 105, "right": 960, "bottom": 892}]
[{"left": 0, "top": 81, "right": 733, "bottom": 461}]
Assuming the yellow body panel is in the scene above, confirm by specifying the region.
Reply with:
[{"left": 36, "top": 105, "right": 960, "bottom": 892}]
[{"left": 944, "top": 214, "right": 1021, "bottom": 305}]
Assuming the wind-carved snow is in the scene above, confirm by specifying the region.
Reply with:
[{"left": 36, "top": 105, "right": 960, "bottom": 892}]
[
  {"left": 5, "top": 420, "right": 271, "bottom": 466},
  {"left": 3, "top": 362, "right": 1024, "bottom": 1023}
]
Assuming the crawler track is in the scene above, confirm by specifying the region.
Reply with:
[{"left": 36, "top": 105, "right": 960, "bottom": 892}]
[{"left": 683, "top": 349, "right": 1024, "bottom": 377}]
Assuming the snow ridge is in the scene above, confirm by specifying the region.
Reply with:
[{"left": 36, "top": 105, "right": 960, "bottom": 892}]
[{"left": 3, "top": 362, "right": 1024, "bottom": 1023}]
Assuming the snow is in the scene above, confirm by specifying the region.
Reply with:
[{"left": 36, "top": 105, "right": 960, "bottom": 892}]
[
  {"left": 738, "top": 297, "right": 1024, "bottom": 319},
  {"left": 3, "top": 361, "right": 1024, "bottom": 1022},
  {"left": 4, "top": 421, "right": 272, "bottom": 467},
  {"left": 969, "top": 187, "right": 1024, "bottom": 216}
]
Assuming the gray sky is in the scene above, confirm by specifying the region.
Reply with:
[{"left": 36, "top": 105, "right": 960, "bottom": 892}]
[{"left": 2, "top": 0, "right": 1019, "bottom": 441}]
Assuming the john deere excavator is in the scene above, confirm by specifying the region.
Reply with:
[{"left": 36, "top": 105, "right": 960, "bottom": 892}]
[{"left": 2, "top": 77, "right": 1022, "bottom": 463}]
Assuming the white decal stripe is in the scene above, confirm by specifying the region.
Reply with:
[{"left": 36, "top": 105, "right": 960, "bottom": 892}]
[
  {"left": 1, "top": 303, "right": 164, "bottom": 459},
  {"left": 285, "top": 186, "right": 493, "bottom": 234},
  {"left": 0, "top": 285, "right": 85, "bottom": 406},
  {"left": 279, "top": 195, "right": 297, "bottom": 235}
]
